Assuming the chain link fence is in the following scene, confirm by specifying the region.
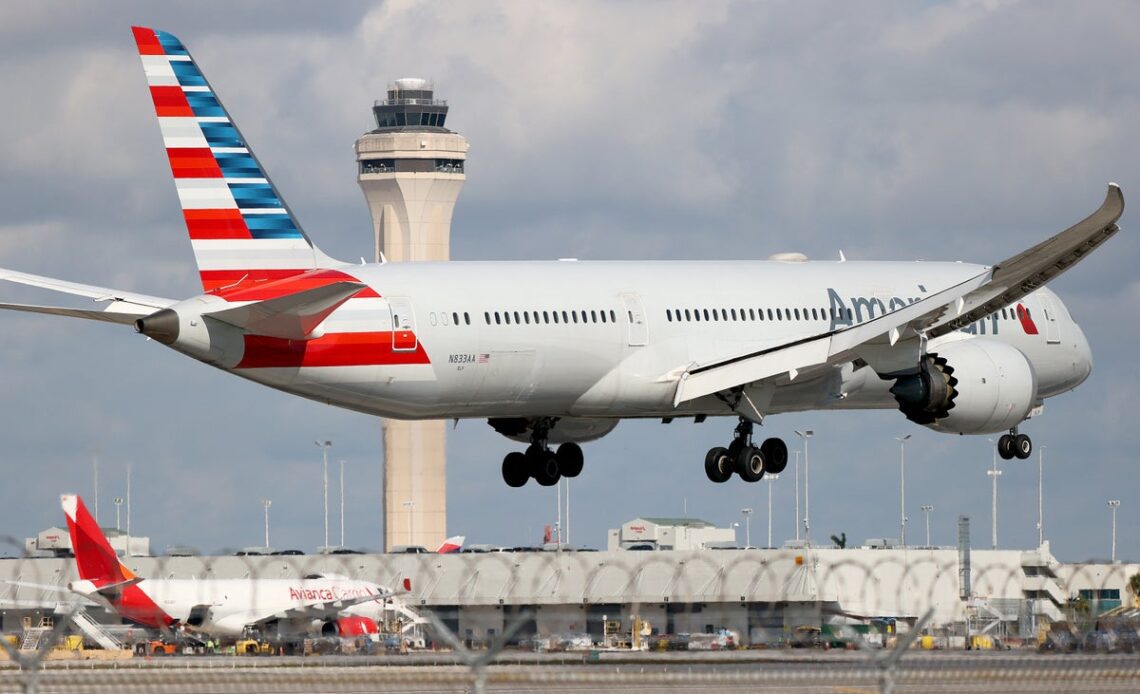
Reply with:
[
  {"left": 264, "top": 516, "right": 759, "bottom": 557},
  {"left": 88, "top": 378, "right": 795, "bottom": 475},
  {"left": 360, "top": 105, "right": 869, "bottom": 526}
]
[{"left": 2, "top": 534, "right": 1138, "bottom": 693}]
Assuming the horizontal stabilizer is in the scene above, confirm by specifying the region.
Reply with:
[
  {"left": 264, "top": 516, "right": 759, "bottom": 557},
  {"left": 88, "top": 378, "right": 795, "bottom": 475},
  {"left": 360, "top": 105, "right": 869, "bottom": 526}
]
[
  {"left": 0, "top": 302, "right": 145, "bottom": 324},
  {"left": 204, "top": 281, "right": 366, "bottom": 340}
]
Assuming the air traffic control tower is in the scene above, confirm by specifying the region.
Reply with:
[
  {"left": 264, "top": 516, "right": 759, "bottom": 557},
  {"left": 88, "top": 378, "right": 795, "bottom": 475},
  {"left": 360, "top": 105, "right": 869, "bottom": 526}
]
[{"left": 355, "top": 78, "right": 468, "bottom": 551}]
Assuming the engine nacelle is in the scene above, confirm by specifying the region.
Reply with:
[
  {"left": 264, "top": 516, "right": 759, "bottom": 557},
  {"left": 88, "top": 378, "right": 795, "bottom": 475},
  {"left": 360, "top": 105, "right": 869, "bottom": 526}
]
[
  {"left": 891, "top": 339, "right": 1038, "bottom": 435},
  {"left": 323, "top": 616, "right": 379, "bottom": 637}
]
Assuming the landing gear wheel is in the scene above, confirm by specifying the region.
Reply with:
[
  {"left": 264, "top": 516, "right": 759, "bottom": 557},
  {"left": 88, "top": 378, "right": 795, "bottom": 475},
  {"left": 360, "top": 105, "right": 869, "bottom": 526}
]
[
  {"left": 760, "top": 438, "right": 788, "bottom": 474},
  {"left": 997, "top": 434, "right": 1016, "bottom": 460},
  {"left": 736, "top": 445, "right": 765, "bottom": 482},
  {"left": 704, "top": 446, "right": 733, "bottom": 483},
  {"left": 1013, "top": 434, "right": 1032, "bottom": 460},
  {"left": 530, "top": 446, "right": 561, "bottom": 487},
  {"left": 555, "top": 443, "right": 584, "bottom": 478},
  {"left": 501, "top": 452, "right": 529, "bottom": 488}
]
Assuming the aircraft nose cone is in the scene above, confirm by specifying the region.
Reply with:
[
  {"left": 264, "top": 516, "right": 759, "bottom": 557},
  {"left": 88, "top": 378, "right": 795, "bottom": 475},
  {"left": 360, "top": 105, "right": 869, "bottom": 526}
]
[{"left": 1074, "top": 321, "right": 1093, "bottom": 383}]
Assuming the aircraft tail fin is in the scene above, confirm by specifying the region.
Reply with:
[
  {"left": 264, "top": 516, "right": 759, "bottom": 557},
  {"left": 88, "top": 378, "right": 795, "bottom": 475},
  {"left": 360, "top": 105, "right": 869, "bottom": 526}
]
[
  {"left": 61, "top": 494, "right": 135, "bottom": 583},
  {"left": 436, "top": 535, "right": 465, "bottom": 554},
  {"left": 131, "top": 26, "right": 341, "bottom": 294}
]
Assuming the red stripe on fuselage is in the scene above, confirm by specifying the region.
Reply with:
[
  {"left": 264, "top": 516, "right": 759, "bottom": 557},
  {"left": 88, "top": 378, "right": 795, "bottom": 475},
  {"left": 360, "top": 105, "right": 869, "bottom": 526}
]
[
  {"left": 111, "top": 584, "right": 175, "bottom": 629},
  {"left": 167, "top": 147, "right": 224, "bottom": 179},
  {"left": 212, "top": 269, "right": 380, "bottom": 301},
  {"left": 199, "top": 269, "right": 308, "bottom": 292},
  {"left": 237, "top": 331, "right": 430, "bottom": 368}
]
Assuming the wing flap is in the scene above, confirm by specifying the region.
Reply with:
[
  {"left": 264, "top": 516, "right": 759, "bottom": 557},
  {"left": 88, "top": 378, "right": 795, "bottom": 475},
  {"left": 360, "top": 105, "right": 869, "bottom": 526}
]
[
  {"left": 674, "top": 270, "right": 990, "bottom": 405},
  {"left": 203, "top": 281, "right": 366, "bottom": 340}
]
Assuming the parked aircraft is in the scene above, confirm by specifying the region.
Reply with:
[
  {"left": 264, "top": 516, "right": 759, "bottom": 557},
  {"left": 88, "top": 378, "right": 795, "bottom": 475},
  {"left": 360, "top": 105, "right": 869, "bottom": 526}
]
[
  {"left": 54, "top": 494, "right": 407, "bottom": 640},
  {"left": 0, "top": 27, "right": 1124, "bottom": 489}
]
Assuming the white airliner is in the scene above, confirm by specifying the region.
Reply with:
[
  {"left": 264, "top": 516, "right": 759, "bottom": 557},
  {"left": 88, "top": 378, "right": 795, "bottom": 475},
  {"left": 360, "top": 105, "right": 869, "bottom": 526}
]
[
  {"left": 0, "top": 27, "right": 1124, "bottom": 489},
  {"left": 41, "top": 495, "right": 409, "bottom": 640}
]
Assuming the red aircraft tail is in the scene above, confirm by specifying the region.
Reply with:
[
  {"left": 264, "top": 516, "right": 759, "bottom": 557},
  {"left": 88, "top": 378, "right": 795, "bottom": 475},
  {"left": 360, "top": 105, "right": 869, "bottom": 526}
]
[{"left": 61, "top": 494, "right": 136, "bottom": 584}]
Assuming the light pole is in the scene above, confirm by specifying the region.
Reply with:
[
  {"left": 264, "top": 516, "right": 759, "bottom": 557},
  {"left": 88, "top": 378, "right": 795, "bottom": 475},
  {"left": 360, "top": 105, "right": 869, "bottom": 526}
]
[
  {"left": 986, "top": 440, "right": 1001, "bottom": 550},
  {"left": 795, "top": 430, "right": 814, "bottom": 544},
  {"left": 339, "top": 459, "right": 346, "bottom": 548},
  {"left": 1037, "top": 445, "right": 1046, "bottom": 548},
  {"left": 741, "top": 508, "right": 753, "bottom": 548},
  {"left": 896, "top": 434, "right": 912, "bottom": 548},
  {"left": 403, "top": 500, "right": 415, "bottom": 545},
  {"left": 766, "top": 474, "right": 779, "bottom": 549},
  {"left": 794, "top": 451, "right": 801, "bottom": 541},
  {"left": 263, "top": 499, "right": 272, "bottom": 548},
  {"left": 921, "top": 505, "right": 934, "bottom": 547},
  {"left": 113, "top": 497, "right": 123, "bottom": 531},
  {"left": 314, "top": 440, "right": 332, "bottom": 550},
  {"left": 1108, "top": 500, "right": 1120, "bottom": 562}
]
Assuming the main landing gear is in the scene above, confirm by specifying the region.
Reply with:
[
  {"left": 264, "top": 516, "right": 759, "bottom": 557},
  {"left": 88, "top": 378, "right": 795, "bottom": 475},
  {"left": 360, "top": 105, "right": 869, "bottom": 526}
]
[
  {"left": 501, "top": 419, "right": 584, "bottom": 488},
  {"left": 704, "top": 418, "right": 789, "bottom": 484},
  {"left": 996, "top": 427, "right": 1032, "bottom": 460}
]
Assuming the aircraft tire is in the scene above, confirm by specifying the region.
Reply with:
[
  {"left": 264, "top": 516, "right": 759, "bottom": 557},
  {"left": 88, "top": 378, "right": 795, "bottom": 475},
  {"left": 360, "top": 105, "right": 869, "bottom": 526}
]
[
  {"left": 502, "top": 452, "right": 529, "bottom": 487},
  {"left": 532, "top": 449, "right": 561, "bottom": 487},
  {"left": 736, "top": 445, "right": 765, "bottom": 482},
  {"left": 760, "top": 437, "right": 788, "bottom": 474},
  {"left": 556, "top": 443, "right": 584, "bottom": 478},
  {"left": 997, "top": 434, "right": 1016, "bottom": 460},
  {"left": 1013, "top": 434, "right": 1032, "bottom": 459},
  {"left": 704, "top": 446, "right": 733, "bottom": 483}
]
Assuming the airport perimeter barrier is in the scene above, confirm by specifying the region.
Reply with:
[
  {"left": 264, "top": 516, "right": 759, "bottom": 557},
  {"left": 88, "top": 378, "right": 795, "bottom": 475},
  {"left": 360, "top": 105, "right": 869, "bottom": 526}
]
[{"left": 1, "top": 536, "right": 1139, "bottom": 693}]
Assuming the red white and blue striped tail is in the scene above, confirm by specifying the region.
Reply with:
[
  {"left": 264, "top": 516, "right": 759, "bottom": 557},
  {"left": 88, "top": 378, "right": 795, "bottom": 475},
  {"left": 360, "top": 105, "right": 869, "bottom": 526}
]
[{"left": 132, "top": 26, "right": 342, "bottom": 294}]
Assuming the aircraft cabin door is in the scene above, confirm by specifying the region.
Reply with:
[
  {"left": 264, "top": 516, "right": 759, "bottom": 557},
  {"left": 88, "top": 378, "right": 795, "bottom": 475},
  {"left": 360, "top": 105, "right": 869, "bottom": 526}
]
[
  {"left": 621, "top": 293, "right": 648, "bottom": 346},
  {"left": 1036, "top": 292, "right": 1061, "bottom": 344},
  {"left": 388, "top": 297, "right": 418, "bottom": 351}
]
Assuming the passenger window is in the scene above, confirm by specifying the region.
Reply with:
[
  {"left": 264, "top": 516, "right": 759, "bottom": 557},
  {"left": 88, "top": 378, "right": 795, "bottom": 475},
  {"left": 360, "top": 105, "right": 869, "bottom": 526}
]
[
  {"left": 811, "top": 308, "right": 818, "bottom": 320},
  {"left": 543, "top": 310, "right": 549, "bottom": 324},
  {"left": 794, "top": 308, "right": 801, "bottom": 320},
  {"left": 591, "top": 310, "right": 598, "bottom": 323},
  {"left": 776, "top": 308, "right": 783, "bottom": 321},
  {"left": 524, "top": 312, "right": 530, "bottom": 324},
  {"left": 572, "top": 311, "right": 579, "bottom": 324},
  {"left": 464, "top": 312, "right": 471, "bottom": 325},
  {"left": 748, "top": 308, "right": 755, "bottom": 321},
  {"left": 610, "top": 310, "right": 617, "bottom": 322},
  {"left": 562, "top": 310, "right": 569, "bottom": 323},
  {"left": 600, "top": 310, "right": 607, "bottom": 323},
  {"left": 666, "top": 309, "right": 672, "bottom": 322},
  {"left": 552, "top": 311, "right": 560, "bottom": 324},
  {"left": 684, "top": 309, "right": 692, "bottom": 321},
  {"left": 702, "top": 309, "right": 710, "bottom": 321},
  {"left": 494, "top": 312, "right": 501, "bottom": 325}
]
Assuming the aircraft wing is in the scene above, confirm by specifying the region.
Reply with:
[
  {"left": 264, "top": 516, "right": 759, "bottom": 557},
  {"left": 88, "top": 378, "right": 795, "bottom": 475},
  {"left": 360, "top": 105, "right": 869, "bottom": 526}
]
[
  {"left": 673, "top": 184, "right": 1124, "bottom": 406},
  {"left": 0, "top": 268, "right": 175, "bottom": 322}
]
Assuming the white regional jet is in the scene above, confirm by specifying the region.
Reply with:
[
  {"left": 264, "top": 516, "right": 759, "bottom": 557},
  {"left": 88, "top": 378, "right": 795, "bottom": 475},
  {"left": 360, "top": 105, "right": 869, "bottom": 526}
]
[
  {"left": 0, "top": 27, "right": 1125, "bottom": 488},
  {"left": 51, "top": 494, "right": 407, "bottom": 640}
]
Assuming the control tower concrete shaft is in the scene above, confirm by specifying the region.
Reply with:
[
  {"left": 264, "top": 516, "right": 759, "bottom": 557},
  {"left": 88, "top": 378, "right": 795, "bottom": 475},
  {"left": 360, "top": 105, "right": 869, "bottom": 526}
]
[{"left": 355, "top": 78, "right": 468, "bottom": 550}]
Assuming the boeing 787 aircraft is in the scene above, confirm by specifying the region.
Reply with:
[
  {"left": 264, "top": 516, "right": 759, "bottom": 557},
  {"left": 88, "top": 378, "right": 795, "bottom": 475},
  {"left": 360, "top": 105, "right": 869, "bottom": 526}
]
[{"left": 0, "top": 27, "right": 1124, "bottom": 489}]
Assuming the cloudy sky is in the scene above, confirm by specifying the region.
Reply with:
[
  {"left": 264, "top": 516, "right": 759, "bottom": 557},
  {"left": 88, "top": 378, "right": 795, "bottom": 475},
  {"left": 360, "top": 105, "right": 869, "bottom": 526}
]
[{"left": 0, "top": 1, "right": 1136, "bottom": 563}]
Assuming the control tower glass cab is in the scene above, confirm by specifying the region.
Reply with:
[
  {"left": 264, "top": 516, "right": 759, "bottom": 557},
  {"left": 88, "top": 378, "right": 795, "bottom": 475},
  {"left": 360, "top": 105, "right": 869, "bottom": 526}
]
[{"left": 372, "top": 78, "right": 450, "bottom": 131}]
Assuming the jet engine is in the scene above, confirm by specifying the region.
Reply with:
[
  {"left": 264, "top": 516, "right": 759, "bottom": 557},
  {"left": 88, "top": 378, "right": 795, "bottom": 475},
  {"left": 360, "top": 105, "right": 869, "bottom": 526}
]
[
  {"left": 322, "top": 616, "right": 379, "bottom": 637},
  {"left": 890, "top": 339, "right": 1038, "bottom": 435}
]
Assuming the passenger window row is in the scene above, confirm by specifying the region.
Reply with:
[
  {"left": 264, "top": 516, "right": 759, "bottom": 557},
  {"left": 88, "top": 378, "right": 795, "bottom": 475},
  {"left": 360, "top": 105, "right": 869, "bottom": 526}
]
[
  {"left": 484, "top": 309, "right": 618, "bottom": 326},
  {"left": 666, "top": 306, "right": 846, "bottom": 323}
]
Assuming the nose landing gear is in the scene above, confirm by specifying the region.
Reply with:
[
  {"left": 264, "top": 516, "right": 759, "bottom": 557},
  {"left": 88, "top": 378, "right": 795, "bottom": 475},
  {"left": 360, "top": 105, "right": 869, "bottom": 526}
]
[{"left": 704, "top": 418, "right": 788, "bottom": 484}]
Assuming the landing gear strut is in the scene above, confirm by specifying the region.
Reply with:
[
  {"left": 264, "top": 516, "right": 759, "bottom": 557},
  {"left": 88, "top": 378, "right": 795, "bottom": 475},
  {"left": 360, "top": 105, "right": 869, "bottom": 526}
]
[
  {"left": 500, "top": 418, "right": 584, "bottom": 488},
  {"left": 997, "top": 428, "right": 1032, "bottom": 460},
  {"left": 704, "top": 418, "right": 788, "bottom": 484}
]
